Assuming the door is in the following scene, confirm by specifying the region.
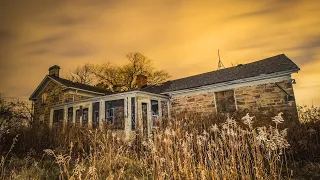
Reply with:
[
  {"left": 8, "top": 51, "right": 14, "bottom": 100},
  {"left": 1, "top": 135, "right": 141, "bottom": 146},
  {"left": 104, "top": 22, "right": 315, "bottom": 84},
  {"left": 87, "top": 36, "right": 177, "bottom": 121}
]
[{"left": 142, "top": 102, "right": 148, "bottom": 137}]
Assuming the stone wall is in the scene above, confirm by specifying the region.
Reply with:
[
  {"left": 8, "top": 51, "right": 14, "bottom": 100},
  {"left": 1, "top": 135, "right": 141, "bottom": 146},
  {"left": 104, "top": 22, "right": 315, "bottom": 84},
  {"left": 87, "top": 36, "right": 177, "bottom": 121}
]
[
  {"left": 171, "top": 92, "right": 216, "bottom": 115},
  {"left": 170, "top": 79, "right": 298, "bottom": 125},
  {"left": 234, "top": 79, "right": 298, "bottom": 124},
  {"left": 33, "top": 80, "right": 92, "bottom": 125}
]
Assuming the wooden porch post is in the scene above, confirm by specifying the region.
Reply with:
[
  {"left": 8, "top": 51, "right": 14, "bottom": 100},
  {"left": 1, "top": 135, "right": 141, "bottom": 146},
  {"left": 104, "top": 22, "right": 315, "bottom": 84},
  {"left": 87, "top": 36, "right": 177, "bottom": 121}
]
[
  {"left": 99, "top": 100, "right": 105, "bottom": 129},
  {"left": 88, "top": 102, "right": 93, "bottom": 128},
  {"left": 125, "top": 96, "right": 132, "bottom": 139},
  {"left": 158, "top": 100, "right": 162, "bottom": 127},
  {"left": 72, "top": 107, "right": 76, "bottom": 125},
  {"left": 63, "top": 106, "right": 68, "bottom": 131}
]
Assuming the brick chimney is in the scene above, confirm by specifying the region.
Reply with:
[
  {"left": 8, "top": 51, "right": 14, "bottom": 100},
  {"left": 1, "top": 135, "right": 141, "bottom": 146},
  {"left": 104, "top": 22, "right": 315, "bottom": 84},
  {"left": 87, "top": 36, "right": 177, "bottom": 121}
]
[
  {"left": 136, "top": 75, "right": 147, "bottom": 89},
  {"left": 49, "top": 65, "right": 60, "bottom": 77}
]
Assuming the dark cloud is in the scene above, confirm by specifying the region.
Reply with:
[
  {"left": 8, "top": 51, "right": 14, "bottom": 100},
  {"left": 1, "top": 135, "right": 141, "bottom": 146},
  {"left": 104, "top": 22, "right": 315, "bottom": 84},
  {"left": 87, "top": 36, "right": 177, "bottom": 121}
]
[
  {"left": 35, "top": 14, "right": 89, "bottom": 27},
  {"left": 59, "top": 43, "right": 94, "bottom": 58},
  {"left": 59, "top": 47, "right": 93, "bottom": 58},
  {"left": 23, "top": 33, "right": 95, "bottom": 58},
  {"left": 231, "top": 8, "right": 279, "bottom": 20},
  {"left": 26, "top": 49, "right": 50, "bottom": 56},
  {"left": 281, "top": 35, "right": 320, "bottom": 65},
  {"left": 76, "top": 0, "right": 124, "bottom": 9},
  {"left": 26, "top": 33, "right": 69, "bottom": 46},
  {"left": 227, "top": 0, "right": 300, "bottom": 21},
  {"left": 231, "top": 40, "right": 271, "bottom": 51},
  {"left": 55, "top": 15, "right": 87, "bottom": 26},
  {"left": 0, "top": 29, "right": 15, "bottom": 44}
]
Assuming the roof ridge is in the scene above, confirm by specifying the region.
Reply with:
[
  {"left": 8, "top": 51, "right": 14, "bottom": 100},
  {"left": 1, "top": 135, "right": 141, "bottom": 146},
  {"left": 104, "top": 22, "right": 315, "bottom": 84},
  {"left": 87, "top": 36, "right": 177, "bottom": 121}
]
[
  {"left": 163, "top": 54, "right": 287, "bottom": 83},
  {"left": 48, "top": 75, "right": 112, "bottom": 94}
]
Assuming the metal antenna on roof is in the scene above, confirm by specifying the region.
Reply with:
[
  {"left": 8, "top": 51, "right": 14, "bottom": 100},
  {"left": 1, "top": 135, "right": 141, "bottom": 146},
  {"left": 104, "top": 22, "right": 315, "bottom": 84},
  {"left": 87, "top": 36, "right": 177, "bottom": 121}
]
[{"left": 217, "top": 49, "right": 225, "bottom": 70}]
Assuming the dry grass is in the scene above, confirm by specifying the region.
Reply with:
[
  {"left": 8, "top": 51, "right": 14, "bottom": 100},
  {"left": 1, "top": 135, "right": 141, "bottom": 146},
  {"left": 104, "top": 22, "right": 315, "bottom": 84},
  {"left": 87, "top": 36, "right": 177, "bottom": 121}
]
[{"left": 0, "top": 107, "right": 320, "bottom": 179}]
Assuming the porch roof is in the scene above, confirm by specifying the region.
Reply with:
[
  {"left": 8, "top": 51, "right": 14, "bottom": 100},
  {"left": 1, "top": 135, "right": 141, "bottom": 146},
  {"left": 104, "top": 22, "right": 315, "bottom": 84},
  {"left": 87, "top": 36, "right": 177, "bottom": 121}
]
[{"left": 51, "top": 90, "right": 169, "bottom": 108}]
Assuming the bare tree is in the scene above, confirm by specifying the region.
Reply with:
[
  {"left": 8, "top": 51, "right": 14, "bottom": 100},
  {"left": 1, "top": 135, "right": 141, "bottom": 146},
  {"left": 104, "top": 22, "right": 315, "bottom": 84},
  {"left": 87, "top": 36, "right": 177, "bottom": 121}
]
[
  {"left": 92, "top": 52, "right": 170, "bottom": 92},
  {"left": 0, "top": 94, "right": 34, "bottom": 127},
  {"left": 66, "top": 63, "right": 95, "bottom": 85}
]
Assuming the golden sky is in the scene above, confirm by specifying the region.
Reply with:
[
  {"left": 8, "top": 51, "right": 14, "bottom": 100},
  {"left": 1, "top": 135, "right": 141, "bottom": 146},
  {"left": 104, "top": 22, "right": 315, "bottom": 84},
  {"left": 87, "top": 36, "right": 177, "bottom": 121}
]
[{"left": 0, "top": 0, "right": 319, "bottom": 106}]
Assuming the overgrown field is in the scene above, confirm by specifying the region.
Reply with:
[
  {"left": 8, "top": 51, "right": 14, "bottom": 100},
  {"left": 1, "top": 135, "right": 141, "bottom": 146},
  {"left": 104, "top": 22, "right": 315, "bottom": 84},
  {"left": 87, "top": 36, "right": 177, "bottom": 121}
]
[{"left": 1, "top": 106, "right": 320, "bottom": 179}]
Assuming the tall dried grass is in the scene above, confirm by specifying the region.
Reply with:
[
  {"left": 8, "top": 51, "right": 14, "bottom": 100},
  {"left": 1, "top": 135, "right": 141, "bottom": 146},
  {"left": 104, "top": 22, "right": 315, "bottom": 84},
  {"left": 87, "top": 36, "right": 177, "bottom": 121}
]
[{"left": 1, "top": 107, "right": 319, "bottom": 179}]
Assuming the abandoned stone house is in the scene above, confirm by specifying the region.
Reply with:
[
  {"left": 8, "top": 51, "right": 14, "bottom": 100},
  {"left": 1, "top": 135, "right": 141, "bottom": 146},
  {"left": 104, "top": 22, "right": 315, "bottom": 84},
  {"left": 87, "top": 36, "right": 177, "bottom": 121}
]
[{"left": 30, "top": 54, "right": 300, "bottom": 138}]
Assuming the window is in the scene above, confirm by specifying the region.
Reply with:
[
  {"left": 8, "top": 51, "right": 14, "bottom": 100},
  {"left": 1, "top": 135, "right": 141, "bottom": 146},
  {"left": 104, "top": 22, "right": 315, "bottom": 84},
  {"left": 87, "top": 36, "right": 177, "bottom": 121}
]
[
  {"left": 75, "top": 110, "right": 81, "bottom": 125},
  {"left": 131, "top": 97, "right": 135, "bottom": 130},
  {"left": 53, "top": 109, "right": 63, "bottom": 124},
  {"left": 151, "top": 100, "right": 159, "bottom": 128},
  {"left": 39, "top": 114, "right": 44, "bottom": 124},
  {"left": 215, "top": 90, "right": 236, "bottom": 113},
  {"left": 67, "top": 107, "right": 73, "bottom": 124},
  {"left": 106, "top": 107, "right": 114, "bottom": 122},
  {"left": 41, "top": 93, "right": 47, "bottom": 104},
  {"left": 92, "top": 102, "right": 100, "bottom": 128},
  {"left": 105, "top": 100, "right": 124, "bottom": 129},
  {"left": 82, "top": 108, "right": 88, "bottom": 125}
]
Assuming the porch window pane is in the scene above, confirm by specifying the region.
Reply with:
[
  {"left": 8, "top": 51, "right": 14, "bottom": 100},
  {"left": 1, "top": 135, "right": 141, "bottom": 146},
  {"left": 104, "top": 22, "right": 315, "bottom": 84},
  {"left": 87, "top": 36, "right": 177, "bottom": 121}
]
[
  {"left": 67, "top": 107, "right": 73, "bottom": 124},
  {"left": 105, "top": 99, "right": 124, "bottom": 130},
  {"left": 131, "top": 97, "right": 135, "bottom": 130},
  {"left": 151, "top": 100, "right": 159, "bottom": 128},
  {"left": 75, "top": 110, "right": 81, "bottom": 125},
  {"left": 53, "top": 109, "right": 63, "bottom": 125},
  {"left": 92, "top": 102, "right": 100, "bottom": 128},
  {"left": 82, "top": 108, "right": 88, "bottom": 125}
]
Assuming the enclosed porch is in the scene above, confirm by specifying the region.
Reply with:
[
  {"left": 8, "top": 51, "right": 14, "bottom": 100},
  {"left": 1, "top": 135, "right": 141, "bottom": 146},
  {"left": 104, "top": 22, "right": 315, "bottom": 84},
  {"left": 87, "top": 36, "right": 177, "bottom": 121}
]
[{"left": 49, "top": 91, "right": 170, "bottom": 139}]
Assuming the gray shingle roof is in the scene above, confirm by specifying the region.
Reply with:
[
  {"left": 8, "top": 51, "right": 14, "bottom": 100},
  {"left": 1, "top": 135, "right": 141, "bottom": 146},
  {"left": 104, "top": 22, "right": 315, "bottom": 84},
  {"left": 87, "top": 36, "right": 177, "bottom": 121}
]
[
  {"left": 141, "top": 54, "right": 300, "bottom": 94},
  {"left": 49, "top": 75, "right": 113, "bottom": 94}
]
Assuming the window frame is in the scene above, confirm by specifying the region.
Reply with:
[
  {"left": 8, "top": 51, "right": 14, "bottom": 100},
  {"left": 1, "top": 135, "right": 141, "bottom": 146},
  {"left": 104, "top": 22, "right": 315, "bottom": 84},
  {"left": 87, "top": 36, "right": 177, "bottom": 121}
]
[
  {"left": 215, "top": 89, "right": 237, "bottom": 113},
  {"left": 151, "top": 100, "right": 159, "bottom": 128}
]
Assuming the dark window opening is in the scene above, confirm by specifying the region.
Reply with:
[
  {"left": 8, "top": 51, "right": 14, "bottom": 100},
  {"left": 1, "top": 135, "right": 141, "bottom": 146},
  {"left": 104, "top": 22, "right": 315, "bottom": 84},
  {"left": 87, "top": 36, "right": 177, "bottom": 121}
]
[
  {"left": 105, "top": 99, "right": 124, "bottom": 129},
  {"left": 142, "top": 102, "right": 148, "bottom": 137},
  {"left": 215, "top": 90, "right": 236, "bottom": 113},
  {"left": 151, "top": 100, "right": 159, "bottom": 128},
  {"left": 131, "top": 97, "right": 135, "bottom": 130},
  {"left": 75, "top": 109, "right": 81, "bottom": 125},
  {"left": 67, "top": 107, "right": 73, "bottom": 124},
  {"left": 53, "top": 109, "right": 63, "bottom": 125},
  {"left": 82, "top": 108, "right": 88, "bottom": 125},
  {"left": 92, "top": 102, "right": 100, "bottom": 128}
]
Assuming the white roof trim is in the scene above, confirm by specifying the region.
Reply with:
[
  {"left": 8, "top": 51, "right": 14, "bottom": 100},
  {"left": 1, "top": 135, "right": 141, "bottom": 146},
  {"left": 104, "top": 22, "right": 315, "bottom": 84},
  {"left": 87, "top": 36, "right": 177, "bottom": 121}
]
[
  {"left": 47, "top": 76, "right": 106, "bottom": 95},
  {"left": 51, "top": 90, "right": 169, "bottom": 108},
  {"left": 29, "top": 76, "right": 68, "bottom": 100},
  {"left": 163, "top": 70, "right": 297, "bottom": 95},
  {"left": 29, "top": 76, "right": 48, "bottom": 100},
  {"left": 30, "top": 76, "right": 108, "bottom": 100}
]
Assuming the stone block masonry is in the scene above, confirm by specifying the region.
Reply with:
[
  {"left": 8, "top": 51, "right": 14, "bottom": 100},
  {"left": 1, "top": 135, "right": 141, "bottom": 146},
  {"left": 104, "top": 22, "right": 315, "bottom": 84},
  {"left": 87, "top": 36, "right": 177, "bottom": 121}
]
[
  {"left": 170, "top": 79, "right": 298, "bottom": 124},
  {"left": 234, "top": 79, "right": 298, "bottom": 125},
  {"left": 171, "top": 92, "right": 216, "bottom": 114},
  {"left": 33, "top": 80, "right": 92, "bottom": 125}
]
